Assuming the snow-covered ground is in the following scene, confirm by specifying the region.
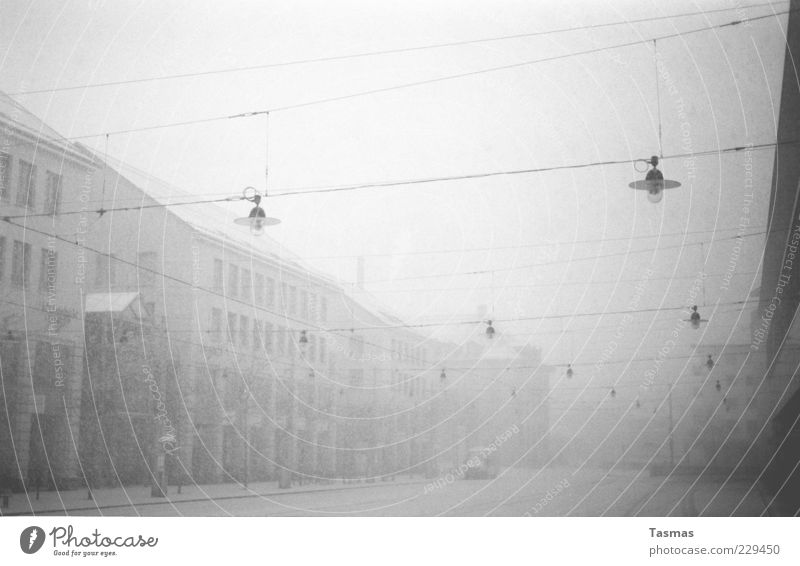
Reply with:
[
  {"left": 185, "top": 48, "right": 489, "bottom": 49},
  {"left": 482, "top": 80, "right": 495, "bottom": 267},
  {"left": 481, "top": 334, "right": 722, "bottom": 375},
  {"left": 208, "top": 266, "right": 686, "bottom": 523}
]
[{"left": 6, "top": 467, "right": 769, "bottom": 517}]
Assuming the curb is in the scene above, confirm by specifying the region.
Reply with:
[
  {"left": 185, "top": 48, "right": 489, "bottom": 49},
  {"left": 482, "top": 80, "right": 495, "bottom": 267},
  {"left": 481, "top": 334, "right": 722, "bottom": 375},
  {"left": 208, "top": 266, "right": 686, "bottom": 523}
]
[{"left": 2, "top": 478, "right": 429, "bottom": 516}]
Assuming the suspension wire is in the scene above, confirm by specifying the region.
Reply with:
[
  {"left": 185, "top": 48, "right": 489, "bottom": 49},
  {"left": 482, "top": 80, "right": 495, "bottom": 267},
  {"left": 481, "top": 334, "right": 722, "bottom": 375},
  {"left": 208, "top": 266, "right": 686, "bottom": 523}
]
[
  {"left": 6, "top": 2, "right": 787, "bottom": 97},
  {"left": 100, "top": 133, "right": 109, "bottom": 215},
  {"left": 3, "top": 140, "right": 791, "bottom": 221},
  {"left": 364, "top": 230, "right": 766, "bottom": 284},
  {"left": 654, "top": 39, "right": 664, "bottom": 159},
  {"left": 45, "top": 9, "right": 791, "bottom": 142},
  {"left": 264, "top": 112, "right": 270, "bottom": 197},
  {"left": 2, "top": 216, "right": 753, "bottom": 336}
]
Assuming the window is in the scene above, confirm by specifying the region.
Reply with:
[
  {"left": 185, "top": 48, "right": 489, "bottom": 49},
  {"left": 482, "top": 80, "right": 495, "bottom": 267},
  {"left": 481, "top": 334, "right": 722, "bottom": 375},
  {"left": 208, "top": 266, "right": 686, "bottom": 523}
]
[
  {"left": 320, "top": 297, "right": 328, "bottom": 322},
  {"left": 109, "top": 254, "right": 117, "bottom": 287},
  {"left": 281, "top": 282, "right": 288, "bottom": 313},
  {"left": 350, "top": 333, "right": 364, "bottom": 357},
  {"left": 34, "top": 342, "right": 72, "bottom": 392},
  {"left": 138, "top": 252, "right": 157, "bottom": 286},
  {"left": 319, "top": 337, "right": 326, "bottom": 363},
  {"left": 0, "top": 153, "right": 10, "bottom": 201},
  {"left": 309, "top": 293, "right": 317, "bottom": 321},
  {"left": 300, "top": 290, "right": 309, "bottom": 319},
  {"left": 39, "top": 248, "right": 57, "bottom": 291},
  {"left": 239, "top": 315, "right": 249, "bottom": 348},
  {"left": 0, "top": 237, "right": 5, "bottom": 280},
  {"left": 254, "top": 273, "right": 264, "bottom": 305},
  {"left": 212, "top": 259, "right": 223, "bottom": 291},
  {"left": 309, "top": 335, "right": 317, "bottom": 362},
  {"left": 94, "top": 254, "right": 116, "bottom": 289},
  {"left": 227, "top": 313, "right": 238, "bottom": 344},
  {"left": 44, "top": 171, "right": 62, "bottom": 214},
  {"left": 241, "top": 269, "right": 252, "bottom": 303},
  {"left": 264, "top": 321, "right": 273, "bottom": 353},
  {"left": 16, "top": 160, "right": 36, "bottom": 209},
  {"left": 277, "top": 325, "right": 285, "bottom": 354},
  {"left": 11, "top": 240, "right": 31, "bottom": 287},
  {"left": 94, "top": 255, "right": 106, "bottom": 287},
  {"left": 253, "top": 320, "right": 262, "bottom": 350},
  {"left": 349, "top": 369, "right": 363, "bottom": 386},
  {"left": 211, "top": 308, "right": 223, "bottom": 342},
  {"left": 227, "top": 264, "right": 239, "bottom": 297},
  {"left": 266, "top": 277, "right": 275, "bottom": 306},
  {"left": 289, "top": 285, "right": 297, "bottom": 315}
]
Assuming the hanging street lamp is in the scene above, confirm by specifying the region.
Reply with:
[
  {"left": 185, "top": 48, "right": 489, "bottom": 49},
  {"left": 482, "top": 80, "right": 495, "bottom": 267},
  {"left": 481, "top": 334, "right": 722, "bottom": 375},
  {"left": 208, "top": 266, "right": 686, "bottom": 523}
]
[
  {"left": 687, "top": 305, "right": 708, "bottom": 329},
  {"left": 629, "top": 156, "right": 681, "bottom": 203},
  {"left": 234, "top": 187, "right": 280, "bottom": 235}
]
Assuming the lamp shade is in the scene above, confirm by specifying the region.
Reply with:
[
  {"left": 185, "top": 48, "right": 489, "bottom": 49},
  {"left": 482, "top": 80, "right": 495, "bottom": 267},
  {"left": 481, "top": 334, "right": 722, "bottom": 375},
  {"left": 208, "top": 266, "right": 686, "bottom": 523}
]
[{"left": 234, "top": 205, "right": 280, "bottom": 235}]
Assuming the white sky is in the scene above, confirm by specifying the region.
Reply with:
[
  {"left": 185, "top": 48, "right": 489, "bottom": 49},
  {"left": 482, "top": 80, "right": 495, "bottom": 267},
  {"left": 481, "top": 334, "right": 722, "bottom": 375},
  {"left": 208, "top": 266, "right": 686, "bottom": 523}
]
[{"left": 0, "top": 0, "right": 789, "bottom": 368}]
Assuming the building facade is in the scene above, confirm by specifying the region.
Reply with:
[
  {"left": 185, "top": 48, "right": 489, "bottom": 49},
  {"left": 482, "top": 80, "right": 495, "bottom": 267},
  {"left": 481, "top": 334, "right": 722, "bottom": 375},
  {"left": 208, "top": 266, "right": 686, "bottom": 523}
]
[
  {"left": 0, "top": 93, "right": 96, "bottom": 491},
  {"left": 1, "top": 93, "right": 550, "bottom": 498}
]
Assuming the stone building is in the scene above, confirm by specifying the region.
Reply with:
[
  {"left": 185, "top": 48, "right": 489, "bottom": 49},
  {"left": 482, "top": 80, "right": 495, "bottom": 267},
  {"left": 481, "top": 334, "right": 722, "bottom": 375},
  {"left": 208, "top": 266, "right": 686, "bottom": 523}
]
[{"left": 0, "top": 92, "right": 95, "bottom": 491}]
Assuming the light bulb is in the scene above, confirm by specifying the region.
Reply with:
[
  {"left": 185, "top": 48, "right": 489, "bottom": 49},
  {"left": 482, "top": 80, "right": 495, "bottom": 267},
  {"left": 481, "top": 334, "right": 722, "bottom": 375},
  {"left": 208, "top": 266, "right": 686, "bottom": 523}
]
[{"left": 646, "top": 184, "right": 664, "bottom": 203}]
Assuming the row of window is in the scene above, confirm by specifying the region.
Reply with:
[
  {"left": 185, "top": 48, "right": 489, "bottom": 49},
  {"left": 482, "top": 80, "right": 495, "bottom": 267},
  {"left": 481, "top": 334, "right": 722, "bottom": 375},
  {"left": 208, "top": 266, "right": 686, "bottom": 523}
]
[
  {"left": 394, "top": 372, "right": 424, "bottom": 398},
  {"left": 0, "top": 237, "right": 58, "bottom": 290},
  {"left": 0, "top": 236, "right": 163, "bottom": 298},
  {"left": 0, "top": 153, "right": 63, "bottom": 214},
  {"left": 212, "top": 259, "right": 329, "bottom": 321},
  {"left": 0, "top": 341, "right": 74, "bottom": 391},
  {"left": 390, "top": 338, "right": 427, "bottom": 366},
  {"left": 209, "top": 307, "right": 328, "bottom": 363},
  {"left": 92, "top": 251, "right": 157, "bottom": 289}
]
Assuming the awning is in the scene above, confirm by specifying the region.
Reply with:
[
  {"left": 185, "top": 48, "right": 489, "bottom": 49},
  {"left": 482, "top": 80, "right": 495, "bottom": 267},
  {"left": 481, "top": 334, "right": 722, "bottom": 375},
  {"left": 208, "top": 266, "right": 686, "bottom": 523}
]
[{"left": 84, "top": 292, "right": 142, "bottom": 316}]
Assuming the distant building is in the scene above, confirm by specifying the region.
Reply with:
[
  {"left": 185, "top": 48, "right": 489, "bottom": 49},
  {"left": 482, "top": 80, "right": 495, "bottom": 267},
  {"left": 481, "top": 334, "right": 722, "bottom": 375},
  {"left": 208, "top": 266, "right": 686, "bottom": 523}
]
[{"left": 442, "top": 337, "right": 552, "bottom": 471}]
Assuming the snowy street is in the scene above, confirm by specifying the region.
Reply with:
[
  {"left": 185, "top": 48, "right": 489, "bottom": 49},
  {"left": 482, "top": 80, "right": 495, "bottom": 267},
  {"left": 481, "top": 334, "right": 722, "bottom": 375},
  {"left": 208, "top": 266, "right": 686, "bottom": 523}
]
[{"left": 14, "top": 467, "right": 769, "bottom": 517}]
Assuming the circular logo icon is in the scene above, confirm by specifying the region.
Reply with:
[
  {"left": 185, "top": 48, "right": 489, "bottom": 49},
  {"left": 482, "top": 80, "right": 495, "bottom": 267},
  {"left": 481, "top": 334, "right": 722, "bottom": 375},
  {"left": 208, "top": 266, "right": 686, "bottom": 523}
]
[{"left": 20, "top": 526, "right": 45, "bottom": 554}]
